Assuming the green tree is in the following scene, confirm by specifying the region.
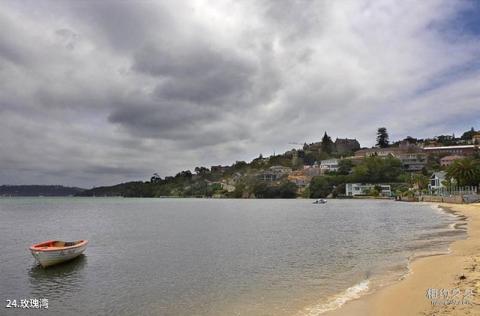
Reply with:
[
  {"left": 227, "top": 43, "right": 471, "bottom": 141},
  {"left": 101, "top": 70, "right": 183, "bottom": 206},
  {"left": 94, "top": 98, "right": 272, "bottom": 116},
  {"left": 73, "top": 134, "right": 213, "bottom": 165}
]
[
  {"left": 376, "top": 127, "right": 389, "bottom": 148},
  {"left": 403, "top": 136, "right": 417, "bottom": 144},
  {"left": 461, "top": 127, "right": 476, "bottom": 141},
  {"left": 309, "top": 176, "right": 334, "bottom": 198},
  {"left": 321, "top": 132, "right": 334, "bottom": 154},
  {"left": 268, "top": 155, "right": 292, "bottom": 167},
  {"left": 337, "top": 159, "right": 353, "bottom": 175},
  {"left": 278, "top": 182, "right": 298, "bottom": 198},
  {"left": 436, "top": 135, "right": 456, "bottom": 146},
  {"left": 175, "top": 170, "right": 193, "bottom": 180},
  {"left": 252, "top": 181, "right": 297, "bottom": 198},
  {"left": 446, "top": 158, "right": 480, "bottom": 187},
  {"left": 352, "top": 155, "right": 403, "bottom": 183},
  {"left": 369, "top": 185, "right": 381, "bottom": 197},
  {"left": 232, "top": 182, "right": 246, "bottom": 198},
  {"left": 408, "top": 173, "right": 429, "bottom": 190},
  {"left": 231, "top": 161, "right": 248, "bottom": 173},
  {"left": 303, "top": 151, "right": 317, "bottom": 165},
  {"left": 150, "top": 173, "right": 162, "bottom": 183},
  {"left": 194, "top": 167, "right": 209, "bottom": 175}
]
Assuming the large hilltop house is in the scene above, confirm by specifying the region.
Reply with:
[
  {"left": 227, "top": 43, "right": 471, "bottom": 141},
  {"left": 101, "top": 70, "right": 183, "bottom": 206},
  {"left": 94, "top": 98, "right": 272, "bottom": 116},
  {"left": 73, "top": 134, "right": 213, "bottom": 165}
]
[
  {"left": 422, "top": 145, "right": 477, "bottom": 156},
  {"left": 334, "top": 138, "right": 360, "bottom": 154},
  {"left": 354, "top": 141, "right": 427, "bottom": 171},
  {"left": 354, "top": 138, "right": 480, "bottom": 171},
  {"left": 355, "top": 141, "right": 422, "bottom": 157},
  {"left": 302, "top": 137, "right": 360, "bottom": 155}
]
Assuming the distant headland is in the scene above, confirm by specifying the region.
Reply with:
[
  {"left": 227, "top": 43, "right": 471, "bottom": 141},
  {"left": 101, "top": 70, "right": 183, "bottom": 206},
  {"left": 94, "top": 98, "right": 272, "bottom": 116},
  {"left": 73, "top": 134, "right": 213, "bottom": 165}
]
[{"left": 0, "top": 185, "right": 85, "bottom": 197}]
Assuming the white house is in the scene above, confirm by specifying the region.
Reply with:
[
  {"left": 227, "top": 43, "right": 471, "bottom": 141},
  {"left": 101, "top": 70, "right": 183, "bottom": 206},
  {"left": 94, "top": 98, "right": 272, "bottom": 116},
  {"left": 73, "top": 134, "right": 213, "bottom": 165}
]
[
  {"left": 428, "top": 171, "right": 447, "bottom": 191},
  {"left": 345, "top": 183, "right": 392, "bottom": 197},
  {"left": 320, "top": 159, "right": 339, "bottom": 173}
]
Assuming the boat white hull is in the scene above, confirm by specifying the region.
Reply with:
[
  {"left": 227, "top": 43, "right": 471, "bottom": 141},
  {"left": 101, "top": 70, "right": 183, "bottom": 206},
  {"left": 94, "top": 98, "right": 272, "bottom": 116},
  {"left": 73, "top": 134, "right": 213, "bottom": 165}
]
[{"left": 30, "top": 244, "right": 87, "bottom": 267}]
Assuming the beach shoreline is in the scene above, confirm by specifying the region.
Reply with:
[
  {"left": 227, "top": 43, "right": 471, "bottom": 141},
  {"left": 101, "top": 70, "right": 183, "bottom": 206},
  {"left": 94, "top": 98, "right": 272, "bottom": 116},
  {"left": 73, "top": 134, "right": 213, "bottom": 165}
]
[{"left": 323, "top": 202, "right": 480, "bottom": 316}]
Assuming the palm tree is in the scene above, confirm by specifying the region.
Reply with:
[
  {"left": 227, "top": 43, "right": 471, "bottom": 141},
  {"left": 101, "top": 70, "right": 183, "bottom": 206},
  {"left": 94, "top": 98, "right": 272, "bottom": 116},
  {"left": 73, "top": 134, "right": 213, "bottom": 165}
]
[
  {"left": 409, "top": 173, "right": 429, "bottom": 190},
  {"left": 446, "top": 158, "right": 480, "bottom": 187}
]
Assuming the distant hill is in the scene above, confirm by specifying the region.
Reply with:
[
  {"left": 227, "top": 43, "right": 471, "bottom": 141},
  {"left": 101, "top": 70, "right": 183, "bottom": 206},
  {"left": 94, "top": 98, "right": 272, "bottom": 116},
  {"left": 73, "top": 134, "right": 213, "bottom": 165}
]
[
  {"left": 0, "top": 185, "right": 85, "bottom": 197},
  {"left": 75, "top": 182, "right": 153, "bottom": 197}
]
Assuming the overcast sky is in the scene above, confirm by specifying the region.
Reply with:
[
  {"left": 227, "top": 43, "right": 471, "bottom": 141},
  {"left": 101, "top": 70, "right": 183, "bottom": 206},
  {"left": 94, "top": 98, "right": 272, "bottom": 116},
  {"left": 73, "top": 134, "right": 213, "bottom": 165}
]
[{"left": 1, "top": 0, "right": 480, "bottom": 188}]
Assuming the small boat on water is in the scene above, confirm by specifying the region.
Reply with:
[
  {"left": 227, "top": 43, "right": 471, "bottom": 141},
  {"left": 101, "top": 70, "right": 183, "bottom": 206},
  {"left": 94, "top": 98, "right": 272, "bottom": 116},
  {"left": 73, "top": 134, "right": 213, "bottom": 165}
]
[
  {"left": 29, "top": 240, "right": 88, "bottom": 268},
  {"left": 313, "top": 199, "right": 327, "bottom": 204}
]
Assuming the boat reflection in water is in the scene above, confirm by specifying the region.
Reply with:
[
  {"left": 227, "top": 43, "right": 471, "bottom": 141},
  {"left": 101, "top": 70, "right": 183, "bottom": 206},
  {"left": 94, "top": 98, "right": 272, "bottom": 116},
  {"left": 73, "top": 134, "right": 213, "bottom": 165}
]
[{"left": 28, "top": 254, "right": 87, "bottom": 300}]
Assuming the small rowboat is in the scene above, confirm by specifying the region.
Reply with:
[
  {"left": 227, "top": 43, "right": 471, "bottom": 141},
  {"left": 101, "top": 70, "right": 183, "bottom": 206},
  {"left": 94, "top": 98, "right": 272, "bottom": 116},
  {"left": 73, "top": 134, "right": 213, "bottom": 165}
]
[{"left": 29, "top": 240, "right": 88, "bottom": 268}]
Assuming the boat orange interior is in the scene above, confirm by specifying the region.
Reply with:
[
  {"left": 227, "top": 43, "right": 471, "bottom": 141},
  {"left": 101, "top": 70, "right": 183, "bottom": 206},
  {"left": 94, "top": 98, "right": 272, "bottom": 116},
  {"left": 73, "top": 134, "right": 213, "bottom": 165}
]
[{"left": 30, "top": 240, "right": 87, "bottom": 251}]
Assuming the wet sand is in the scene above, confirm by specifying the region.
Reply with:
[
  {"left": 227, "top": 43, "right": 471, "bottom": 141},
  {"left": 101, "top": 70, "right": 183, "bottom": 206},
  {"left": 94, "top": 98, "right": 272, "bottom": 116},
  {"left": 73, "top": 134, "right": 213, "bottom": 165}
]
[{"left": 326, "top": 203, "right": 480, "bottom": 316}]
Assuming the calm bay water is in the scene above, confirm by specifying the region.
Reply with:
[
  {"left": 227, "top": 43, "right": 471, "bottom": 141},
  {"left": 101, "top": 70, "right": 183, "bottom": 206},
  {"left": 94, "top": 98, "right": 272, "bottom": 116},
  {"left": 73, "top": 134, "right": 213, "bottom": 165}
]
[{"left": 0, "top": 198, "right": 464, "bottom": 315}]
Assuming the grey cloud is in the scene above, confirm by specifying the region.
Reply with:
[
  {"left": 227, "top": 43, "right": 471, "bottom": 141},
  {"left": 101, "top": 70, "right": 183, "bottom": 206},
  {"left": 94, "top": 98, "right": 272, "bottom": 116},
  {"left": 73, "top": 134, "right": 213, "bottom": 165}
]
[
  {"left": 1, "top": 0, "right": 480, "bottom": 187},
  {"left": 82, "top": 165, "right": 150, "bottom": 177},
  {"left": 108, "top": 100, "right": 215, "bottom": 139},
  {"left": 55, "top": 28, "right": 79, "bottom": 50},
  {"left": 61, "top": 1, "right": 170, "bottom": 51},
  {"left": 0, "top": 14, "right": 32, "bottom": 66},
  {"left": 262, "top": 0, "right": 328, "bottom": 40},
  {"left": 108, "top": 37, "right": 280, "bottom": 143},
  {"left": 108, "top": 99, "right": 252, "bottom": 148},
  {"left": 134, "top": 42, "right": 256, "bottom": 105}
]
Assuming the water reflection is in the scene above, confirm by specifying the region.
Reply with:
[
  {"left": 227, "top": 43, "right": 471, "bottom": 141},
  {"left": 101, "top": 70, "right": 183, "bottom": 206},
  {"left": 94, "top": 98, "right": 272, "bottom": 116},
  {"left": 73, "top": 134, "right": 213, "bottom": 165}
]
[{"left": 28, "top": 255, "right": 87, "bottom": 299}]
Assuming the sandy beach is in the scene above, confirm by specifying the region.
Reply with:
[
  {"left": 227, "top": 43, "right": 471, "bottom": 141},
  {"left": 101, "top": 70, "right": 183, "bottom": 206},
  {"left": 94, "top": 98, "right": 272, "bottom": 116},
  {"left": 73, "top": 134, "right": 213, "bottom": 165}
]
[{"left": 326, "top": 203, "right": 480, "bottom": 316}]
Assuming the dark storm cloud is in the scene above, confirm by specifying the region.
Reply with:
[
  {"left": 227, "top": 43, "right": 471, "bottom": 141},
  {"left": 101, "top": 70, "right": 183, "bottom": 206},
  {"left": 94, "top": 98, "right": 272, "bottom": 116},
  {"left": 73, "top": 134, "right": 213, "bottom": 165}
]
[
  {"left": 134, "top": 41, "right": 256, "bottom": 105},
  {"left": 108, "top": 98, "right": 253, "bottom": 147},
  {"left": 0, "top": 0, "right": 480, "bottom": 187},
  {"left": 108, "top": 100, "right": 215, "bottom": 139},
  {"left": 107, "top": 36, "right": 279, "bottom": 142}
]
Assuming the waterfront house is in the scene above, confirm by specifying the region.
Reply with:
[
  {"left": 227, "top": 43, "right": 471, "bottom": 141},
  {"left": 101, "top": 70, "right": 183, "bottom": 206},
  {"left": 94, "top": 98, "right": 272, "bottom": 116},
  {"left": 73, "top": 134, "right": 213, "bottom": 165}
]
[
  {"left": 345, "top": 183, "right": 392, "bottom": 197},
  {"left": 428, "top": 171, "right": 447, "bottom": 191}
]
